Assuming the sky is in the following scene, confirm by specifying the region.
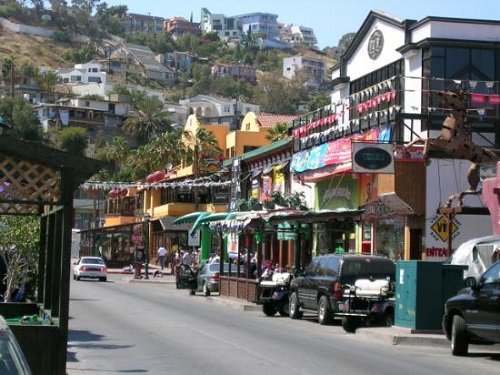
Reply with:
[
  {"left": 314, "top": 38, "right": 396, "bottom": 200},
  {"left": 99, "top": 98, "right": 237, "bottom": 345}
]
[{"left": 103, "top": 0, "right": 500, "bottom": 48}]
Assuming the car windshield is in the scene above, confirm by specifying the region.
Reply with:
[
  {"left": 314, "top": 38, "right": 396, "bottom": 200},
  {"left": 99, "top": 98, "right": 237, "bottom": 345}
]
[
  {"left": 81, "top": 258, "right": 104, "bottom": 265},
  {"left": 0, "top": 332, "right": 32, "bottom": 374}
]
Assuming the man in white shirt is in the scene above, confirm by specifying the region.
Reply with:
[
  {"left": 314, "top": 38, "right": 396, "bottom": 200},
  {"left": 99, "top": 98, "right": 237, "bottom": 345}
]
[{"left": 157, "top": 244, "right": 168, "bottom": 271}]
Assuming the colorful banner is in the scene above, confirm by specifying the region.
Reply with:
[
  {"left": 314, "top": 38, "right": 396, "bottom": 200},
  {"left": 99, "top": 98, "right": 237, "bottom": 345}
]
[
  {"left": 261, "top": 175, "right": 273, "bottom": 201},
  {"left": 273, "top": 166, "right": 285, "bottom": 193},
  {"left": 291, "top": 128, "right": 381, "bottom": 173}
]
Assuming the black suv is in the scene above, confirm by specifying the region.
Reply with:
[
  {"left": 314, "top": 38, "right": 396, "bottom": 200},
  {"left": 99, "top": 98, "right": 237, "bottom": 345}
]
[
  {"left": 442, "top": 260, "right": 500, "bottom": 356},
  {"left": 289, "top": 254, "right": 395, "bottom": 325}
]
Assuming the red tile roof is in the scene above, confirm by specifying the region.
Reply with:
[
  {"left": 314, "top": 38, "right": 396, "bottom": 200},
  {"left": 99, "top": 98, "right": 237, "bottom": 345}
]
[{"left": 256, "top": 113, "right": 298, "bottom": 128}]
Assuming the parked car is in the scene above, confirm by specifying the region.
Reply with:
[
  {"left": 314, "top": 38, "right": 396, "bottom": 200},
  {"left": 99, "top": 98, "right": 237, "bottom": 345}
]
[
  {"left": 442, "top": 260, "right": 500, "bottom": 356},
  {"left": 177, "top": 262, "right": 245, "bottom": 296},
  {"left": 73, "top": 256, "right": 107, "bottom": 281},
  {"left": 0, "top": 316, "right": 32, "bottom": 374},
  {"left": 289, "top": 254, "right": 395, "bottom": 325}
]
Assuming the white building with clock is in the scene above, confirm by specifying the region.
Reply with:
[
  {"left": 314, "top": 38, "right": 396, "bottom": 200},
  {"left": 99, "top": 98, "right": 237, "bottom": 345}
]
[{"left": 290, "top": 10, "right": 500, "bottom": 261}]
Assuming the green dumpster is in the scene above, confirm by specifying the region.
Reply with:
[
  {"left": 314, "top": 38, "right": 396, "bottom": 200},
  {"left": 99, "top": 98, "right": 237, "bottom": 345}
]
[{"left": 395, "top": 261, "right": 467, "bottom": 331}]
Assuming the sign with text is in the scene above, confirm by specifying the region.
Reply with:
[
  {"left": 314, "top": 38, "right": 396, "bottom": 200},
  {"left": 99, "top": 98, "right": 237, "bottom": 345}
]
[{"left": 352, "top": 142, "right": 394, "bottom": 174}]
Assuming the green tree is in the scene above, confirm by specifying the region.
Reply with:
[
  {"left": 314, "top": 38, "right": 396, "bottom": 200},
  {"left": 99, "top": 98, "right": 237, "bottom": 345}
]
[
  {"left": 0, "top": 216, "right": 40, "bottom": 302},
  {"left": 123, "top": 96, "right": 171, "bottom": 144},
  {"left": 37, "top": 70, "right": 59, "bottom": 103},
  {"left": 52, "top": 126, "right": 88, "bottom": 156},
  {"left": 265, "top": 122, "right": 289, "bottom": 143},
  {"left": 308, "top": 93, "right": 330, "bottom": 111},
  {"left": 0, "top": 96, "right": 41, "bottom": 141},
  {"left": 337, "top": 32, "right": 356, "bottom": 52}
]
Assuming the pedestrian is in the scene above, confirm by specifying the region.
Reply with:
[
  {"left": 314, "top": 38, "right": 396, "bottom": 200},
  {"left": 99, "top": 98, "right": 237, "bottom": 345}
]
[{"left": 157, "top": 244, "right": 168, "bottom": 271}]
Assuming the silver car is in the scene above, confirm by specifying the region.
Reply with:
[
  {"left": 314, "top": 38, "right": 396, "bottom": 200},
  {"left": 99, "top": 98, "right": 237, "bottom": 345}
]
[
  {"left": 189, "top": 263, "right": 245, "bottom": 296},
  {"left": 0, "top": 317, "right": 32, "bottom": 374},
  {"left": 73, "top": 256, "right": 107, "bottom": 282}
]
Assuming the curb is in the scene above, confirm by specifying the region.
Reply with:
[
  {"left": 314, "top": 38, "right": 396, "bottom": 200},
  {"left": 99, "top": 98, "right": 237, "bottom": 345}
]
[
  {"left": 204, "top": 296, "right": 262, "bottom": 312},
  {"left": 355, "top": 327, "right": 449, "bottom": 347}
]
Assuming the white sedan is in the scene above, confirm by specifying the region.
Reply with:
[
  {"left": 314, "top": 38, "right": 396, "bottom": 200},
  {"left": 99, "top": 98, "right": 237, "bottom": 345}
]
[{"left": 73, "top": 256, "right": 107, "bottom": 282}]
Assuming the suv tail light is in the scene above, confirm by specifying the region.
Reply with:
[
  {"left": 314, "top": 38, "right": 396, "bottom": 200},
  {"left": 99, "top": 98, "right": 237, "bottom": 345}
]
[
  {"left": 101, "top": 267, "right": 107, "bottom": 273},
  {"left": 210, "top": 273, "right": 220, "bottom": 282},
  {"left": 332, "top": 282, "right": 343, "bottom": 299}
]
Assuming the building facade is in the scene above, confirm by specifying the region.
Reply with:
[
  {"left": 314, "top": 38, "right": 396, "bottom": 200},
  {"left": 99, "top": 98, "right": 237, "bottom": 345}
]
[
  {"left": 164, "top": 17, "right": 201, "bottom": 38},
  {"left": 283, "top": 55, "right": 327, "bottom": 90},
  {"left": 200, "top": 8, "right": 241, "bottom": 41},
  {"left": 236, "top": 12, "right": 279, "bottom": 41},
  {"left": 121, "top": 13, "right": 165, "bottom": 34},
  {"left": 290, "top": 11, "right": 500, "bottom": 261}
]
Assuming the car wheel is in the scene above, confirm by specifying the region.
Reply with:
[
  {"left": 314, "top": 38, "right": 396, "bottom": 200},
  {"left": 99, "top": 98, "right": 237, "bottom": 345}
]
[
  {"left": 262, "top": 303, "right": 278, "bottom": 316},
  {"left": 278, "top": 299, "right": 289, "bottom": 317},
  {"left": 318, "top": 295, "right": 333, "bottom": 325},
  {"left": 342, "top": 317, "right": 358, "bottom": 333},
  {"left": 289, "top": 292, "right": 302, "bottom": 320},
  {"left": 451, "top": 315, "right": 469, "bottom": 356},
  {"left": 189, "top": 289, "right": 196, "bottom": 295},
  {"left": 76, "top": 276, "right": 80, "bottom": 281},
  {"left": 99, "top": 277, "right": 107, "bottom": 282},
  {"left": 203, "top": 283, "right": 211, "bottom": 297},
  {"left": 73, "top": 274, "right": 76, "bottom": 280},
  {"left": 382, "top": 309, "right": 394, "bottom": 327}
]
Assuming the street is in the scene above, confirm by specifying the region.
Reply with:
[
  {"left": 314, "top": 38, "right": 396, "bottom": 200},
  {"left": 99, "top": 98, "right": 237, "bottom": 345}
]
[{"left": 67, "top": 274, "right": 500, "bottom": 375}]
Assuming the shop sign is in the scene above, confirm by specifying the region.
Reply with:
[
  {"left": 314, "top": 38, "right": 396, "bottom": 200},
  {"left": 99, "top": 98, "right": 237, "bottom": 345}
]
[
  {"left": 132, "top": 231, "right": 142, "bottom": 245},
  {"left": 352, "top": 143, "right": 394, "bottom": 174},
  {"left": 188, "top": 230, "right": 200, "bottom": 247},
  {"left": 430, "top": 215, "right": 459, "bottom": 243},
  {"left": 317, "top": 175, "right": 358, "bottom": 210}
]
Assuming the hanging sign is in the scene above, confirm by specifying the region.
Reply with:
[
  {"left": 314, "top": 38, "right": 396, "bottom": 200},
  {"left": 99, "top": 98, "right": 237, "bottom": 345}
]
[{"left": 352, "top": 142, "right": 394, "bottom": 174}]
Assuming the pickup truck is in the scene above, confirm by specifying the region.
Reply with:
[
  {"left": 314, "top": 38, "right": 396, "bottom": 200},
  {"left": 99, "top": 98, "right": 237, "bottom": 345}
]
[{"left": 442, "top": 260, "right": 500, "bottom": 356}]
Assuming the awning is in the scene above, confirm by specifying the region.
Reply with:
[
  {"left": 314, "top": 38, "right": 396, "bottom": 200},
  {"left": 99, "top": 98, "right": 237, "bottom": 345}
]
[
  {"left": 206, "top": 209, "right": 363, "bottom": 234},
  {"left": 172, "top": 211, "right": 210, "bottom": 225},
  {"left": 378, "top": 193, "right": 413, "bottom": 215},
  {"left": 189, "top": 212, "right": 239, "bottom": 236},
  {"left": 361, "top": 192, "right": 414, "bottom": 219},
  {"left": 157, "top": 216, "right": 191, "bottom": 231}
]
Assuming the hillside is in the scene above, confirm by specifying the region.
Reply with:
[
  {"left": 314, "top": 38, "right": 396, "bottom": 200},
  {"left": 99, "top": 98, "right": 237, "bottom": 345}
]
[{"left": 0, "top": 28, "right": 73, "bottom": 69}]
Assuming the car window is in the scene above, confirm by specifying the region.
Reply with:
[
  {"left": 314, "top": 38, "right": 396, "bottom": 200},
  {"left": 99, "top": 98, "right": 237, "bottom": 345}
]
[
  {"left": 325, "top": 257, "right": 340, "bottom": 276},
  {"left": 481, "top": 262, "right": 500, "bottom": 286},
  {"left": 82, "top": 258, "right": 104, "bottom": 265},
  {"left": 340, "top": 258, "right": 395, "bottom": 279},
  {"left": 305, "top": 257, "right": 320, "bottom": 275}
]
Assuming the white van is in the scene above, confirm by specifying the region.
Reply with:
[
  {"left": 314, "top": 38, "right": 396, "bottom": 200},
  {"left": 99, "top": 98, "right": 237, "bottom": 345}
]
[{"left": 450, "top": 234, "right": 500, "bottom": 278}]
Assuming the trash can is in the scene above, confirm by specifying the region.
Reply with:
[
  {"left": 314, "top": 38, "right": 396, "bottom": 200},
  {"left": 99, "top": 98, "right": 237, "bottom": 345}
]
[
  {"left": 134, "top": 248, "right": 144, "bottom": 279},
  {"left": 395, "top": 261, "right": 467, "bottom": 331}
]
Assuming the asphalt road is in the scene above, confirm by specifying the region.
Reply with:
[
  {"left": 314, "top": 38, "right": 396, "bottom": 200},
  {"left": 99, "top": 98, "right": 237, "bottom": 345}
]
[{"left": 67, "top": 274, "right": 500, "bottom": 375}]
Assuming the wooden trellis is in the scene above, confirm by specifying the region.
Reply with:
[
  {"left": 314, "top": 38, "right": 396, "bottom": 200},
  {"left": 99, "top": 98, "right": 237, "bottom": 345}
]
[
  {"left": 0, "top": 155, "right": 61, "bottom": 215},
  {"left": 0, "top": 136, "right": 104, "bottom": 375}
]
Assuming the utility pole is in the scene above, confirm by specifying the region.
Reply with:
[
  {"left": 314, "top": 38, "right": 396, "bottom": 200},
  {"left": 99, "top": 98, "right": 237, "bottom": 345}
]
[
  {"left": 10, "top": 60, "right": 15, "bottom": 97},
  {"left": 193, "top": 142, "right": 200, "bottom": 210}
]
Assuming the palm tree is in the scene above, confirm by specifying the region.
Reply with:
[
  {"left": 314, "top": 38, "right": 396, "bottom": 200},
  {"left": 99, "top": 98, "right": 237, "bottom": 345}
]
[
  {"left": 37, "top": 71, "right": 59, "bottom": 103},
  {"left": 123, "top": 96, "right": 171, "bottom": 144},
  {"left": 148, "top": 131, "right": 188, "bottom": 170},
  {"left": 183, "top": 127, "right": 222, "bottom": 173},
  {"left": 266, "top": 122, "right": 290, "bottom": 143}
]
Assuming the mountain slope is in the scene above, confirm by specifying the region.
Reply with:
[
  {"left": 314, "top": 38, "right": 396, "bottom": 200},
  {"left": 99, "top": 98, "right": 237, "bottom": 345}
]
[{"left": 0, "top": 28, "right": 73, "bottom": 68}]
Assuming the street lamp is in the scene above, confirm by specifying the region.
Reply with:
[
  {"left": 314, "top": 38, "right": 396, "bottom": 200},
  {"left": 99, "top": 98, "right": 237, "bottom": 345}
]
[{"left": 143, "top": 212, "right": 151, "bottom": 280}]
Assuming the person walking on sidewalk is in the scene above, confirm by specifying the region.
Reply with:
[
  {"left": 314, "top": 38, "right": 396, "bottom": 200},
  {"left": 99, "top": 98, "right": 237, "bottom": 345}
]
[{"left": 157, "top": 244, "right": 168, "bottom": 271}]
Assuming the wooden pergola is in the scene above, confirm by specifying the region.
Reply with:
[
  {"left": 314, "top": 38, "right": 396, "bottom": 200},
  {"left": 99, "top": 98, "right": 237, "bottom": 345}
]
[{"left": 0, "top": 136, "right": 104, "bottom": 375}]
